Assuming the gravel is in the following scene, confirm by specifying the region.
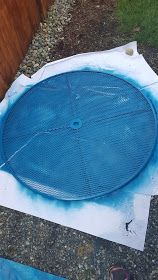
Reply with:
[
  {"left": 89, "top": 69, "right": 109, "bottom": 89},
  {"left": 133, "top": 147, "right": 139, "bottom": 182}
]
[
  {"left": 1, "top": 0, "right": 158, "bottom": 279},
  {"left": 16, "top": 0, "right": 77, "bottom": 78},
  {"left": 0, "top": 197, "right": 158, "bottom": 280}
]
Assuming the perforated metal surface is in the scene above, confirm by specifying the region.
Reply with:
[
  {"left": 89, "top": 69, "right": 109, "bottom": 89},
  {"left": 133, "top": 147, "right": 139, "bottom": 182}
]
[{"left": 2, "top": 71, "right": 157, "bottom": 200}]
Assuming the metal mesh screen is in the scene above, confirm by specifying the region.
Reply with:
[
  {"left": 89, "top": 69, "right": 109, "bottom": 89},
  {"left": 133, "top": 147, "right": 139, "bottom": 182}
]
[{"left": 2, "top": 71, "right": 157, "bottom": 200}]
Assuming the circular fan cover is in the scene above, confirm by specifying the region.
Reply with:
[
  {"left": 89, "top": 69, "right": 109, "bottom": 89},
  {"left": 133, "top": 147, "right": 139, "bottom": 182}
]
[{"left": 2, "top": 71, "right": 157, "bottom": 200}]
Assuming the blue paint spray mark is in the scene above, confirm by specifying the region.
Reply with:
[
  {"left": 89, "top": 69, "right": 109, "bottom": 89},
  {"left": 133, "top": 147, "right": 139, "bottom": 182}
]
[{"left": 14, "top": 179, "right": 84, "bottom": 211}]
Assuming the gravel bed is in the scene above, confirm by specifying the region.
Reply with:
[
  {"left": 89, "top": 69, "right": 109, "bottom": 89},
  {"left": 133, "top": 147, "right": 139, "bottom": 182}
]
[{"left": 16, "top": 0, "right": 77, "bottom": 78}]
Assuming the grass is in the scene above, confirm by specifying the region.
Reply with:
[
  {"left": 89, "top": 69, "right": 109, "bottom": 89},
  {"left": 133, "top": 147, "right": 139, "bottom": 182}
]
[{"left": 116, "top": 0, "right": 158, "bottom": 47}]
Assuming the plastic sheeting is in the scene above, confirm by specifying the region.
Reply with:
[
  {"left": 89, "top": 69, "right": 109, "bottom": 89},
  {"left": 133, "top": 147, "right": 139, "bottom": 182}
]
[{"left": 0, "top": 42, "right": 158, "bottom": 250}]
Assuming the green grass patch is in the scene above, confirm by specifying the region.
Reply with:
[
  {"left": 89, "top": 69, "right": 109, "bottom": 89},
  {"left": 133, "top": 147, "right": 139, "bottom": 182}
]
[{"left": 117, "top": 0, "right": 158, "bottom": 47}]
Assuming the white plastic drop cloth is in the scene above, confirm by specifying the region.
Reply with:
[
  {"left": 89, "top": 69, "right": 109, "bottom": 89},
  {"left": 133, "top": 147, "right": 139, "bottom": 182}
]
[{"left": 0, "top": 42, "right": 158, "bottom": 250}]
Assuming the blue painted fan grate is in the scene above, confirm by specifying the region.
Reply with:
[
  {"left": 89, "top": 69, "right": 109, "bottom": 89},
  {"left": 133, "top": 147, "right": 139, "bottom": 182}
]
[{"left": 2, "top": 71, "right": 157, "bottom": 200}]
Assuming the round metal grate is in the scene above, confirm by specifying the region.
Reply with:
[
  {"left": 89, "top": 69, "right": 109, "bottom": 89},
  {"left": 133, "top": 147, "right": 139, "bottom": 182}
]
[{"left": 2, "top": 71, "right": 157, "bottom": 200}]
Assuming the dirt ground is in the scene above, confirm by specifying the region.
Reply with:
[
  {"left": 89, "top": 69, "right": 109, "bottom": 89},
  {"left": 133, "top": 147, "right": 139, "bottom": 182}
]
[{"left": 50, "top": 0, "right": 158, "bottom": 74}]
